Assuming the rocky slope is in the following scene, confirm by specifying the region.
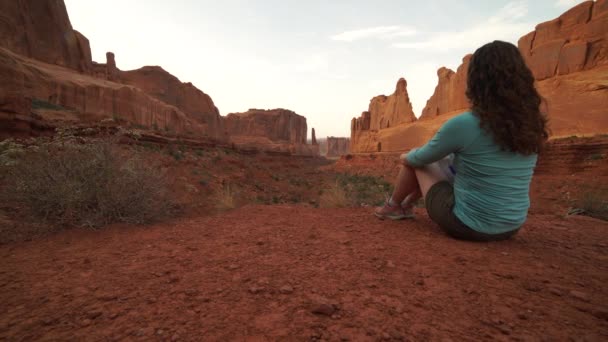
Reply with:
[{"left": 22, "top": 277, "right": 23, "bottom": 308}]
[{"left": 350, "top": 0, "right": 608, "bottom": 153}]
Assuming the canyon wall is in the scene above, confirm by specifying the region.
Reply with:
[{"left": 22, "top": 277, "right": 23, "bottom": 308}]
[
  {"left": 0, "top": 0, "right": 227, "bottom": 141},
  {"left": 224, "top": 109, "right": 318, "bottom": 156},
  {"left": 326, "top": 137, "right": 350, "bottom": 157},
  {"left": 350, "top": 0, "right": 608, "bottom": 153}
]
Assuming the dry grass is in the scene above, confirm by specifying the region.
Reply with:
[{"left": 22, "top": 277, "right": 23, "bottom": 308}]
[
  {"left": 215, "top": 184, "right": 237, "bottom": 211},
  {"left": 2, "top": 140, "right": 172, "bottom": 228},
  {"left": 578, "top": 189, "right": 608, "bottom": 221},
  {"left": 319, "top": 181, "right": 351, "bottom": 208}
]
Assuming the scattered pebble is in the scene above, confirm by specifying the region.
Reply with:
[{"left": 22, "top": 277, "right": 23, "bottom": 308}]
[
  {"left": 311, "top": 304, "right": 336, "bottom": 316},
  {"left": 386, "top": 261, "right": 396, "bottom": 268},
  {"left": 227, "top": 264, "right": 239, "bottom": 270},
  {"left": 549, "top": 288, "right": 563, "bottom": 296},
  {"left": 569, "top": 290, "right": 590, "bottom": 302},
  {"left": 279, "top": 285, "right": 294, "bottom": 294},
  {"left": 249, "top": 286, "right": 265, "bottom": 294}
]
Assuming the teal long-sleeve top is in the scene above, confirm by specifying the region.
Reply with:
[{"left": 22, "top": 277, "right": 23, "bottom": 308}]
[{"left": 406, "top": 112, "right": 538, "bottom": 234}]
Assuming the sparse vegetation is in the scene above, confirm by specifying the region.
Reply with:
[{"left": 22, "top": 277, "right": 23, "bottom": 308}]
[
  {"left": 31, "top": 98, "right": 67, "bottom": 111},
  {"left": 214, "top": 184, "right": 237, "bottom": 211},
  {"left": 319, "top": 181, "right": 350, "bottom": 208},
  {"left": 576, "top": 189, "right": 608, "bottom": 221},
  {"left": 1, "top": 137, "right": 172, "bottom": 228}
]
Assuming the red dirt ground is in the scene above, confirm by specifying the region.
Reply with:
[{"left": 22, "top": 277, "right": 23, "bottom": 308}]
[{"left": 1, "top": 205, "right": 607, "bottom": 341}]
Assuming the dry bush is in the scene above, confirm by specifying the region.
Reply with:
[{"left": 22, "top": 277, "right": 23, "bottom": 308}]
[
  {"left": 214, "top": 184, "right": 237, "bottom": 211},
  {"left": 578, "top": 189, "right": 608, "bottom": 221},
  {"left": 2, "top": 140, "right": 171, "bottom": 228},
  {"left": 319, "top": 181, "right": 351, "bottom": 208}
]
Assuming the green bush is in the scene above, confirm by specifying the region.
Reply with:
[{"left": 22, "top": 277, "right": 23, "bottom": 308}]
[{"left": 2, "top": 140, "right": 172, "bottom": 228}]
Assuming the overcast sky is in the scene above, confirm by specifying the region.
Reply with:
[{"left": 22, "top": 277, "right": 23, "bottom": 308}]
[{"left": 65, "top": 0, "right": 586, "bottom": 138}]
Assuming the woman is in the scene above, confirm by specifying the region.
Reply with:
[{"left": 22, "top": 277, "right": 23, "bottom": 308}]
[{"left": 374, "top": 40, "right": 548, "bottom": 241}]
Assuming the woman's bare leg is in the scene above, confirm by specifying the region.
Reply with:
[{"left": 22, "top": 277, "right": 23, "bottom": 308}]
[{"left": 388, "top": 165, "right": 420, "bottom": 205}]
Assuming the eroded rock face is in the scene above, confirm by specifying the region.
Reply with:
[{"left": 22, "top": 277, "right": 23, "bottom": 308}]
[
  {"left": 326, "top": 137, "right": 350, "bottom": 157},
  {"left": 0, "top": 47, "right": 215, "bottom": 138},
  {"left": 311, "top": 128, "right": 317, "bottom": 145},
  {"left": 369, "top": 78, "right": 417, "bottom": 130},
  {"left": 0, "top": 0, "right": 92, "bottom": 73},
  {"left": 120, "top": 66, "right": 224, "bottom": 140},
  {"left": 350, "top": 1, "right": 608, "bottom": 153},
  {"left": 225, "top": 109, "right": 307, "bottom": 144},
  {"left": 224, "top": 109, "right": 318, "bottom": 156},
  {"left": 419, "top": 55, "right": 471, "bottom": 120},
  {"left": 518, "top": 0, "right": 608, "bottom": 80}
]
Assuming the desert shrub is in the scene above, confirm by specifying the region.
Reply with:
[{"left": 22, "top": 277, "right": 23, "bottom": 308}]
[
  {"left": 337, "top": 174, "right": 392, "bottom": 206},
  {"left": 31, "top": 98, "right": 67, "bottom": 111},
  {"left": 214, "top": 184, "right": 237, "bottom": 211},
  {"left": 2, "top": 140, "right": 171, "bottom": 228},
  {"left": 319, "top": 181, "right": 351, "bottom": 208},
  {"left": 577, "top": 189, "right": 608, "bottom": 221}
]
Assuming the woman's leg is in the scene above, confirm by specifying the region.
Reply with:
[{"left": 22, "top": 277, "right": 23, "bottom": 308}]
[{"left": 375, "top": 161, "right": 448, "bottom": 220}]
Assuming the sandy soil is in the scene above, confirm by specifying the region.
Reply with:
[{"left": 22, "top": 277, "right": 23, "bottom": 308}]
[{"left": 1, "top": 205, "right": 607, "bottom": 341}]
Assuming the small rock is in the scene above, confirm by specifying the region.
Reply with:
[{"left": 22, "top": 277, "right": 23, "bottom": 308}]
[
  {"left": 517, "top": 313, "right": 528, "bottom": 320},
  {"left": 311, "top": 304, "right": 336, "bottom": 316},
  {"left": 147, "top": 297, "right": 157, "bottom": 304},
  {"left": 415, "top": 279, "right": 425, "bottom": 286},
  {"left": 549, "top": 288, "right": 563, "bottom": 296},
  {"left": 569, "top": 290, "right": 590, "bottom": 302},
  {"left": 331, "top": 313, "right": 341, "bottom": 319},
  {"left": 381, "top": 332, "right": 391, "bottom": 340},
  {"left": 108, "top": 312, "right": 119, "bottom": 319},
  {"left": 249, "top": 286, "right": 265, "bottom": 294},
  {"left": 184, "top": 289, "right": 198, "bottom": 297},
  {"left": 227, "top": 264, "right": 239, "bottom": 270},
  {"left": 171, "top": 333, "right": 180, "bottom": 341},
  {"left": 386, "top": 261, "right": 396, "bottom": 268},
  {"left": 280, "top": 285, "right": 294, "bottom": 294},
  {"left": 169, "top": 276, "right": 180, "bottom": 284},
  {"left": 87, "top": 311, "right": 102, "bottom": 319},
  {"left": 156, "top": 329, "right": 164, "bottom": 335},
  {"left": 81, "top": 319, "right": 92, "bottom": 326}
]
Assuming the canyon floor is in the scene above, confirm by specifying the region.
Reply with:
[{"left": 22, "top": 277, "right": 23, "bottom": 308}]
[{"left": 1, "top": 138, "right": 607, "bottom": 341}]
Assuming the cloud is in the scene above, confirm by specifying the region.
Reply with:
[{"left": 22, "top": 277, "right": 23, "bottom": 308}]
[
  {"left": 555, "top": 0, "right": 586, "bottom": 8},
  {"left": 331, "top": 25, "right": 417, "bottom": 42},
  {"left": 392, "top": 1, "right": 533, "bottom": 52}
]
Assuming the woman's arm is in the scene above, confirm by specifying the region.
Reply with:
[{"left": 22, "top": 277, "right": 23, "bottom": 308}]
[{"left": 405, "top": 116, "right": 468, "bottom": 168}]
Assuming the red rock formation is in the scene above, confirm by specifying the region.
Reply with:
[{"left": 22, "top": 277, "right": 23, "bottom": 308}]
[
  {"left": 0, "top": 47, "right": 214, "bottom": 138},
  {"left": 311, "top": 128, "right": 318, "bottom": 145},
  {"left": 518, "top": 0, "right": 608, "bottom": 80},
  {"left": 350, "top": 78, "right": 416, "bottom": 152},
  {"left": 224, "top": 109, "right": 318, "bottom": 156},
  {"left": 350, "top": 1, "right": 608, "bottom": 153},
  {"left": 368, "top": 78, "right": 416, "bottom": 130},
  {"left": 0, "top": 0, "right": 228, "bottom": 142},
  {"left": 120, "top": 66, "right": 224, "bottom": 140},
  {"left": 0, "top": 0, "right": 92, "bottom": 73},
  {"left": 326, "top": 137, "right": 350, "bottom": 157},
  {"left": 419, "top": 55, "right": 471, "bottom": 120}
]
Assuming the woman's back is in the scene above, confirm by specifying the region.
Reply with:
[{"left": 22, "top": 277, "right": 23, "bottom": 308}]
[{"left": 451, "top": 112, "right": 538, "bottom": 234}]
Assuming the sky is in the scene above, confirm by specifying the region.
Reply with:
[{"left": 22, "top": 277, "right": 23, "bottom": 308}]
[{"left": 65, "top": 0, "right": 587, "bottom": 138}]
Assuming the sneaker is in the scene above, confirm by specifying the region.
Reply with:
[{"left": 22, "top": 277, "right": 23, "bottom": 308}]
[
  {"left": 375, "top": 201, "right": 408, "bottom": 220},
  {"left": 401, "top": 205, "right": 415, "bottom": 219}
]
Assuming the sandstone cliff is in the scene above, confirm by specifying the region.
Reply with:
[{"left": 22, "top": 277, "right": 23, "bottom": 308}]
[
  {"left": 368, "top": 78, "right": 417, "bottom": 130},
  {"left": 0, "top": 47, "right": 215, "bottom": 138},
  {"left": 0, "top": 0, "right": 92, "bottom": 73},
  {"left": 0, "top": 0, "right": 227, "bottom": 142},
  {"left": 326, "top": 137, "right": 350, "bottom": 157},
  {"left": 419, "top": 55, "right": 471, "bottom": 120},
  {"left": 225, "top": 109, "right": 318, "bottom": 156},
  {"left": 519, "top": 0, "right": 608, "bottom": 80},
  {"left": 350, "top": 0, "right": 608, "bottom": 153}
]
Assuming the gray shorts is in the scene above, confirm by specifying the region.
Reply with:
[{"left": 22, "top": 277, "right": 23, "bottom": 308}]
[{"left": 425, "top": 181, "right": 519, "bottom": 242}]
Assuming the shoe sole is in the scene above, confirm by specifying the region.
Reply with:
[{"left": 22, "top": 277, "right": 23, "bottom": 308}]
[{"left": 374, "top": 212, "right": 414, "bottom": 220}]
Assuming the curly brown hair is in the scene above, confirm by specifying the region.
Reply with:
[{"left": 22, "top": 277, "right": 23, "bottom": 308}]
[{"left": 466, "top": 40, "right": 549, "bottom": 155}]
